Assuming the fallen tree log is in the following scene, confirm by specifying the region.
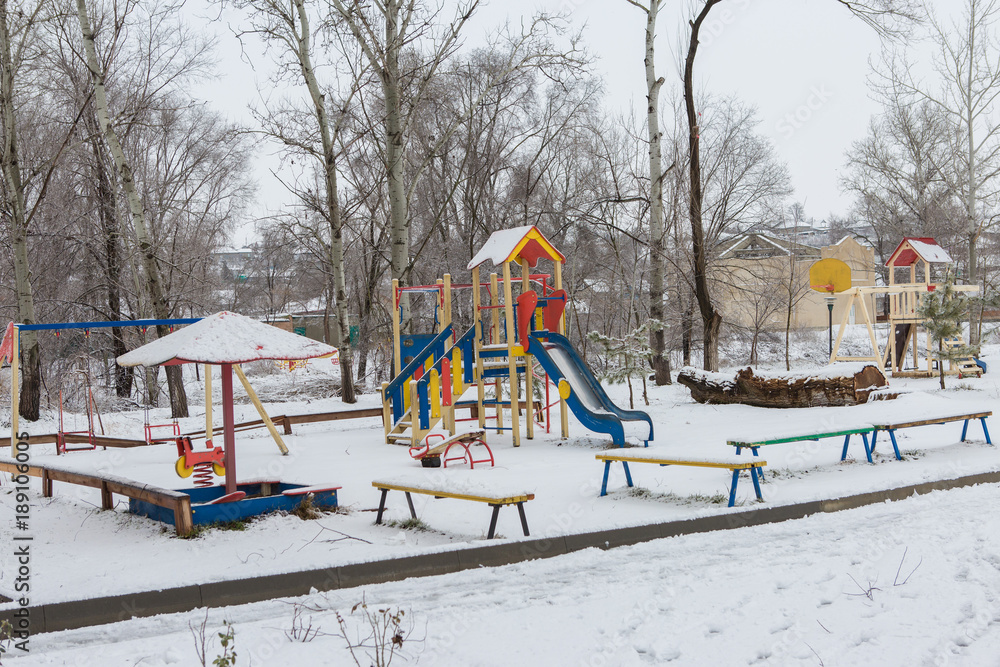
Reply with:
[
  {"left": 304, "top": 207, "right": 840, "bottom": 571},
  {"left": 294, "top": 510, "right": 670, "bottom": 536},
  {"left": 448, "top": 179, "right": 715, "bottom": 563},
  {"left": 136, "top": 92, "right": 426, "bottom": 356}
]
[{"left": 677, "top": 363, "right": 888, "bottom": 408}]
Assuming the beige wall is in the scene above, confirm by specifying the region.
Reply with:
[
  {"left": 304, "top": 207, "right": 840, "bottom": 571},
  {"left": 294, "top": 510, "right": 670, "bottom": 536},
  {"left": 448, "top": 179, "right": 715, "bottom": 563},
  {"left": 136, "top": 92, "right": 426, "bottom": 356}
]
[{"left": 719, "top": 236, "right": 877, "bottom": 331}]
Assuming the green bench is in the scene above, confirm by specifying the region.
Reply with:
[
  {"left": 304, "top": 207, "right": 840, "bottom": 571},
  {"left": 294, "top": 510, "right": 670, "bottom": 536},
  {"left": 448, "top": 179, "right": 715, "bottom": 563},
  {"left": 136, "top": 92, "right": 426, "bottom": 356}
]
[{"left": 728, "top": 426, "right": 877, "bottom": 463}]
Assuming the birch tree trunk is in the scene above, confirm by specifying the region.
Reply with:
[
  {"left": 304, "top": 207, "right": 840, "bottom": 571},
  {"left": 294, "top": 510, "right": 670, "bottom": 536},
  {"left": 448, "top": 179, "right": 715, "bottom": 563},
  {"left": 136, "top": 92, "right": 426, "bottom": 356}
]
[
  {"left": 292, "top": 0, "right": 356, "bottom": 402},
  {"left": 77, "top": 0, "right": 188, "bottom": 417},
  {"left": 383, "top": 1, "right": 410, "bottom": 330},
  {"left": 85, "top": 107, "right": 132, "bottom": 398},
  {"left": 0, "top": 0, "right": 40, "bottom": 420},
  {"left": 628, "top": 0, "right": 671, "bottom": 385}
]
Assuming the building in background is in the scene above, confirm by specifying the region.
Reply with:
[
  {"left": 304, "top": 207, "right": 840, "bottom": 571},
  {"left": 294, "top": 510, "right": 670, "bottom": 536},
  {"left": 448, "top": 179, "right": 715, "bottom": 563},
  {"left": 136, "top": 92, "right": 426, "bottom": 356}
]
[{"left": 717, "top": 232, "right": 878, "bottom": 331}]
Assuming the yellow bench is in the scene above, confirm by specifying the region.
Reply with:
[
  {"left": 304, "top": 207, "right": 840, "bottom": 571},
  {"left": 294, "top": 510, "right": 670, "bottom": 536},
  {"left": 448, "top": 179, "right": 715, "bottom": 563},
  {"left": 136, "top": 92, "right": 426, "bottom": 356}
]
[
  {"left": 372, "top": 478, "right": 534, "bottom": 539},
  {"left": 596, "top": 449, "right": 767, "bottom": 507}
]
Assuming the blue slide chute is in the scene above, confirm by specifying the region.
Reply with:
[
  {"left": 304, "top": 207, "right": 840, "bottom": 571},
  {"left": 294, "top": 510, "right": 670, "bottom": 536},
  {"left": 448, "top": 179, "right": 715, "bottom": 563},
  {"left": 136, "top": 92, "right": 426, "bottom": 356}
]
[{"left": 527, "top": 332, "right": 653, "bottom": 447}]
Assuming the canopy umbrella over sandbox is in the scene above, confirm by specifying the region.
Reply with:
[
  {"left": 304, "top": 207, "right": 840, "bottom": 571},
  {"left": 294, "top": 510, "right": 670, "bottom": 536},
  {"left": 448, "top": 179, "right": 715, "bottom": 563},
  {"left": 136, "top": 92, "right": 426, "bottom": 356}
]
[{"left": 117, "top": 311, "right": 338, "bottom": 494}]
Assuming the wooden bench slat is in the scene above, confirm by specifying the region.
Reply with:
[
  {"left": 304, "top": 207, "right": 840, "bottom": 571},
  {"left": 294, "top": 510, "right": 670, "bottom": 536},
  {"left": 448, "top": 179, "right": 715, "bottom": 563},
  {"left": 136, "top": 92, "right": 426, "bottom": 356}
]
[
  {"left": 727, "top": 426, "right": 873, "bottom": 447},
  {"left": 595, "top": 454, "right": 766, "bottom": 469},
  {"left": 282, "top": 484, "right": 342, "bottom": 496},
  {"left": 371, "top": 481, "right": 533, "bottom": 505},
  {"left": 872, "top": 412, "right": 992, "bottom": 430}
]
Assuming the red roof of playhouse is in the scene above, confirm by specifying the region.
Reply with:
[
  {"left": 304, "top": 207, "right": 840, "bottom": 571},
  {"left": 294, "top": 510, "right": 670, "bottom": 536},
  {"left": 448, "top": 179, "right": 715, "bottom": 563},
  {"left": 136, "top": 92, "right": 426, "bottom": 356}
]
[
  {"left": 885, "top": 237, "right": 953, "bottom": 267},
  {"left": 116, "top": 311, "right": 338, "bottom": 367},
  {"left": 467, "top": 225, "right": 565, "bottom": 270}
]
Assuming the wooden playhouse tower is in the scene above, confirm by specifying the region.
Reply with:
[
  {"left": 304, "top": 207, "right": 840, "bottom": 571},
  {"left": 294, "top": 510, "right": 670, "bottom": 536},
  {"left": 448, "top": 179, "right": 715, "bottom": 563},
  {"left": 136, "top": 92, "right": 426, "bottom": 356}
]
[
  {"left": 882, "top": 237, "right": 979, "bottom": 377},
  {"left": 828, "top": 237, "right": 980, "bottom": 377},
  {"left": 382, "top": 225, "right": 570, "bottom": 448}
]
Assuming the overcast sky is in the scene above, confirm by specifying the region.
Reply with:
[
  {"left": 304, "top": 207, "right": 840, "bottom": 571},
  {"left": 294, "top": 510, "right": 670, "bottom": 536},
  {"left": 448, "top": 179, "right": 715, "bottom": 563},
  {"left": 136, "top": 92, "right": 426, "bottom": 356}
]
[{"left": 194, "top": 0, "right": 959, "bottom": 236}]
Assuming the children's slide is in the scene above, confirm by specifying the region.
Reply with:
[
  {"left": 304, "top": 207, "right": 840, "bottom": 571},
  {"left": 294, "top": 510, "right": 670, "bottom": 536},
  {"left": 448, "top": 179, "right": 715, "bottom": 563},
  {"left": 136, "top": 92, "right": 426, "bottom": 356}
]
[{"left": 527, "top": 332, "right": 653, "bottom": 446}]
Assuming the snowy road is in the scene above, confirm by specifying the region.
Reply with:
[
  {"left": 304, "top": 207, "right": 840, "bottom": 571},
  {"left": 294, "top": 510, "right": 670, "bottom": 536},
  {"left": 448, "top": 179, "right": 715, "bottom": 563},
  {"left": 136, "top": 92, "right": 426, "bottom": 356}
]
[{"left": 11, "top": 482, "right": 1000, "bottom": 666}]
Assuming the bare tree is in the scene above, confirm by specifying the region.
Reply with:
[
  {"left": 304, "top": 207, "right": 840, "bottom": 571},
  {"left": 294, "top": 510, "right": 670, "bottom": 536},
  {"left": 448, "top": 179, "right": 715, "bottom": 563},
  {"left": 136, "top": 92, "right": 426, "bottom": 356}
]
[
  {"left": 625, "top": 0, "right": 671, "bottom": 385},
  {"left": 681, "top": 0, "right": 917, "bottom": 370},
  {"left": 876, "top": 0, "right": 1000, "bottom": 344},
  {"left": 228, "top": 0, "right": 359, "bottom": 401},
  {"left": 0, "top": 0, "right": 45, "bottom": 420},
  {"left": 328, "top": 0, "right": 479, "bottom": 331},
  {"left": 76, "top": 0, "right": 188, "bottom": 417},
  {"left": 842, "top": 99, "right": 959, "bottom": 268}
]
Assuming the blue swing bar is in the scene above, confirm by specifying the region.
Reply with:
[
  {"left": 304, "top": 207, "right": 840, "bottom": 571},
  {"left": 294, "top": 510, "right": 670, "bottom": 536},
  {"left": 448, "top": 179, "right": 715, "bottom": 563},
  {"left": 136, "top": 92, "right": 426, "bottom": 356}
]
[{"left": 18, "top": 318, "right": 201, "bottom": 332}]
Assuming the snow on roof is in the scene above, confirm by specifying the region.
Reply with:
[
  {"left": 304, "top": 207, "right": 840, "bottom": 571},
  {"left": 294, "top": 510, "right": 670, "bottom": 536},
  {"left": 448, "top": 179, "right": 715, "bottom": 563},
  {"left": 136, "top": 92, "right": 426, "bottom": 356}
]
[
  {"left": 117, "top": 311, "right": 338, "bottom": 367},
  {"left": 887, "top": 237, "right": 953, "bottom": 266},
  {"left": 907, "top": 238, "right": 953, "bottom": 263},
  {"left": 467, "top": 225, "right": 565, "bottom": 270}
]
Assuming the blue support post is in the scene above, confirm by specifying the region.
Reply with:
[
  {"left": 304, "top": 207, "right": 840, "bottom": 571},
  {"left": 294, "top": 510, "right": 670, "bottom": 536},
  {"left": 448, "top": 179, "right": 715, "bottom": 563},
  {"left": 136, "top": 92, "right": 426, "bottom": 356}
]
[
  {"left": 623, "top": 461, "right": 633, "bottom": 488},
  {"left": 840, "top": 434, "right": 851, "bottom": 461},
  {"left": 982, "top": 417, "right": 992, "bottom": 444},
  {"left": 728, "top": 469, "right": 740, "bottom": 507},
  {"left": 750, "top": 467, "right": 763, "bottom": 501},
  {"left": 600, "top": 461, "right": 612, "bottom": 496},
  {"left": 862, "top": 432, "right": 873, "bottom": 463},
  {"left": 418, "top": 382, "right": 430, "bottom": 429},
  {"left": 888, "top": 430, "right": 902, "bottom": 460},
  {"left": 962, "top": 419, "right": 970, "bottom": 442}
]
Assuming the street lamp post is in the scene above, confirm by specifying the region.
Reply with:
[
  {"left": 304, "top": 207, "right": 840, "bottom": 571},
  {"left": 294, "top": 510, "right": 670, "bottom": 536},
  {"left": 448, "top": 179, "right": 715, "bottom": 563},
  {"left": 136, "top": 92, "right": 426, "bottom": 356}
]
[{"left": 825, "top": 295, "right": 836, "bottom": 359}]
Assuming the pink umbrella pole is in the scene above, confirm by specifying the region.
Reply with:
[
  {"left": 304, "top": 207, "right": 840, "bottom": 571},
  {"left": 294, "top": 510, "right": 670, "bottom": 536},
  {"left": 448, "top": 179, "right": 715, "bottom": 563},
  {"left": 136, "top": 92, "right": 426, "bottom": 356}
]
[{"left": 221, "top": 363, "right": 237, "bottom": 495}]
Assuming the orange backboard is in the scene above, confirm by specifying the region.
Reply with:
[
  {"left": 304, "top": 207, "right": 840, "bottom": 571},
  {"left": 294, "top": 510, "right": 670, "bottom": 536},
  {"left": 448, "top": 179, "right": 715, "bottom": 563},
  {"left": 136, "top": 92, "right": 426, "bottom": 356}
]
[{"left": 809, "top": 258, "right": 851, "bottom": 293}]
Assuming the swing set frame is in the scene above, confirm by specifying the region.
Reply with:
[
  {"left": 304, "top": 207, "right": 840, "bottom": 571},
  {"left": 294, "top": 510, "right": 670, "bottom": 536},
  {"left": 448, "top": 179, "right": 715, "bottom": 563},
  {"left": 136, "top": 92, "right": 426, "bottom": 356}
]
[{"left": 2, "top": 318, "right": 199, "bottom": 449}]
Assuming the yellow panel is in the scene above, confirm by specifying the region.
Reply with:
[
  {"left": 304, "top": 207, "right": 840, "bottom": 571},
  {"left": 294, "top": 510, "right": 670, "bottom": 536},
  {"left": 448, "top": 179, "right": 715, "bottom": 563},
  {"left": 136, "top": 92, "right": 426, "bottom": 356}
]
[
  {"left": 809, "top": 258, "right": 852, "bottom": 293},
  {"left": 507, "top": 227, "right": 564, "bottom": 265},
  {"left": 430, "top": 369, "right": 441, "bottom": 419},
  {"left": 558, "top": 379, "right": 571, "bottom": 400},
  {"left": 452, "top": 348, "right": 464, "bottom": 396}
]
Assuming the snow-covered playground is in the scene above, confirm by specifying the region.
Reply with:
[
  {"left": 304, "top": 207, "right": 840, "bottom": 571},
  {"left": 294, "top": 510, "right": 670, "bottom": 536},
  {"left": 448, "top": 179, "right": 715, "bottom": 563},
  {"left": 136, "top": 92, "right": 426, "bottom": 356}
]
[{"left": 2, "top": 337, "right": 1000, "bottom": 665}]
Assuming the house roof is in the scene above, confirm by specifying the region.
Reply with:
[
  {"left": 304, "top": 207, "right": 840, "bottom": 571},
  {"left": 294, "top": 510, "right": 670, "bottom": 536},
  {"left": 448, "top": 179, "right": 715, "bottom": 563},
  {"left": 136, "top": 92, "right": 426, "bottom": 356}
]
[
  {"left": 717, "top": 232, "right": 820, "bottom": 260},
  {"left": 467, "top": 225, "right": 565, "bottom": 270},
  {"left": 885, "top": 237, "right": 953, "bottom": 267},
  {"left": 117, "top": 311, "right": 338, "bottom": 367}
]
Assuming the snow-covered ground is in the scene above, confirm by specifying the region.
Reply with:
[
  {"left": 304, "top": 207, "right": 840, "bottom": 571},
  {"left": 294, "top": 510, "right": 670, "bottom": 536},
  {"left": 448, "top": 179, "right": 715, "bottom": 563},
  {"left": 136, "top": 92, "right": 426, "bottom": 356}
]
[
  {"left": 9, "top": 482, "right": 1000, "bottom": 666},
  {"left": 1, "top": 328, "right": 1000, "bottom": 664}
]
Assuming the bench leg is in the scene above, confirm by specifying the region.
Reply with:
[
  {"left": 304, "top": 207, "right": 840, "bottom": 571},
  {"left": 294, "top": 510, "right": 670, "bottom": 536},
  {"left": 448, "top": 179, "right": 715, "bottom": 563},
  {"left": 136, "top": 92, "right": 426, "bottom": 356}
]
[
  {"left": 600, "top": 460, "right": 612, "bottom": 497},
  {"left": 487, "top": 504, "right": 501, "bottom": 539},
  {"left": 870, "top": 429, "right": 878, "bottom": 453},
  {"left": 888, "top": 430, "right": 901, "bottom": 460},
  {"left": 405, "top": 491, "right": 417, "bottom": 520},
  {"left": 862, "top": 433, "right": 873, "bottom": 464},
  {"left": 375, "top": 488, "right": 388, "bottom": 525},
  {"left": 750, "top": 467, "right": 763, "bottom": 501},
  {"left": 962, "top": 419, "right": 970, "bottom": 442},
  {"left": 750, "top": 447, "right": 764, "bottom": 481},
  {"left": 623, "top": 461, "right": 633, "bottom": 488},
  {"left": 517, "top": 502, "right": 529, "bottom": 536},
  {"left": 982, "top": 418, "right": 992, "bottom": 445},
  {"left": 840, "top": 434, "right": 851, "bottom": 461},
  {"left": 728, "top": 469, "right": 740, "bottom": 507}
]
